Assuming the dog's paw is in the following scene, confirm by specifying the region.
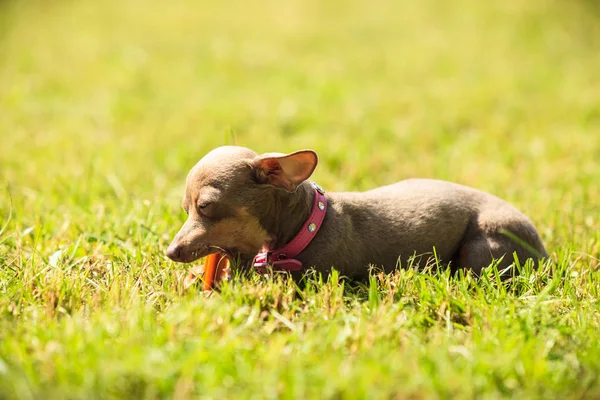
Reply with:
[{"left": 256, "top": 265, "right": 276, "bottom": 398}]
[
  {"left": 183, "top": 265, "right": 205, "bottom": 290},
  {"left": 183, "top": 263, "right": 232, "bottom": 291}
]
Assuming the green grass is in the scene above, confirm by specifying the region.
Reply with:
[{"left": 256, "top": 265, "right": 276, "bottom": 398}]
[{"left": 1, "top": 0, "right": 599, "bottom": 398}]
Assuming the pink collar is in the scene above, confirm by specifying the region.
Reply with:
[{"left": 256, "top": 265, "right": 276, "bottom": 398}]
[{"left": 253, "top": 182, "right": 327, "bottom": 273}]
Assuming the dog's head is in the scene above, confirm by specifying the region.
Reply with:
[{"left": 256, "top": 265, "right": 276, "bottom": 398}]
[{"left": 166, "top": 146, "right": 318, "bottom": 264}]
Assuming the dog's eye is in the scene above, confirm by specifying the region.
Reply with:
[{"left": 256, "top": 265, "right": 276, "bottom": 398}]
[{"left": 198, "top": 202, "right": 213, "bottom": 216}]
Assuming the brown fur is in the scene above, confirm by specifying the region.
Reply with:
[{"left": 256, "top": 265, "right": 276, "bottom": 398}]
[{"left": 166, "top": 146, "right": 548, "bottom": 279}]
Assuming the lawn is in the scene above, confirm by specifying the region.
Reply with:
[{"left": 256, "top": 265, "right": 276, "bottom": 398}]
[{"left": 1, "top": 0, "right": 599, "bottom": 398}]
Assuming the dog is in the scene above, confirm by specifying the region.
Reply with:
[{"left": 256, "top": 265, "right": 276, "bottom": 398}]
[{"left": 166, "top": 146, "right": 548, "bottom": 280}]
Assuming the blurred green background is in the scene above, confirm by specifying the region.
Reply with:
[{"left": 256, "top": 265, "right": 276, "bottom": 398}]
[
  {"left": 1, "top": 0, "right": 599, "bottom": 252},
  {"left": 1, "top": 0, "right": 600, "bottom": 398}
]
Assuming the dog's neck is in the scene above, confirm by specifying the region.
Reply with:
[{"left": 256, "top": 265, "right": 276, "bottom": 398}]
[{"left": 259, "top": 181, "right": 315, "bottom": 251}]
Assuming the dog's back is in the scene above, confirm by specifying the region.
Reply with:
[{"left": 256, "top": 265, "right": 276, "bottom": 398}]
[{"left": 303, "top": 178, "right": 547, "bottom": 277}]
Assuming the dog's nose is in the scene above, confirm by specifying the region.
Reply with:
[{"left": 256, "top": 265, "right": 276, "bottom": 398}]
[{"left": 166, "top": 244, "right": 181, "bottom": 261}]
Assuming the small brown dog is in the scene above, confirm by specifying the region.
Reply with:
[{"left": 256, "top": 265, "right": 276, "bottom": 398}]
[{"left": 166, "top": 146, "right": 547, "bottom": 280}]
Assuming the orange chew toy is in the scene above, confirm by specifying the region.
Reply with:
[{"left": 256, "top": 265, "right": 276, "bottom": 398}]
[{"left": 202, "top": 253, "right": 229, "bottom": 291}]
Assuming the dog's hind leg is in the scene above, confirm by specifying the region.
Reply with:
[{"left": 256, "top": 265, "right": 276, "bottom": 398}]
[
  {"left": 454, "top": 216, "right": 548, "bottom": 276},
  {"left": 455, "top": 234, "right": 519, "bottom": 276}
]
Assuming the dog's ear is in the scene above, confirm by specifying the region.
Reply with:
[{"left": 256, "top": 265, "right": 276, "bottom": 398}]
[{"left": 252, "top": 150, "right": 318, "bottom": 192}]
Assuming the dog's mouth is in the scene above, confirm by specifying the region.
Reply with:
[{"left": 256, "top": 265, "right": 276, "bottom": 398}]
[
  {"left": 184, "top": 246, "right": 234, "bottom": 262},
  {"left": 207, "top": 245, "right": 238, "bottom": 262},
  {"left": 174, "top": 244, "right": 243, "bottom": 265}
]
